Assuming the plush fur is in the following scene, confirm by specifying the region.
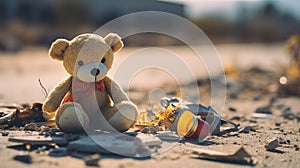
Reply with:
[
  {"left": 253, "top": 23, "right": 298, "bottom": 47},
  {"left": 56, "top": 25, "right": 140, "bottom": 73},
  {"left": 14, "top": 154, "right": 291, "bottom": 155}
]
[{"left": 42, "top": 33, "right": 138, "bottom": 133}]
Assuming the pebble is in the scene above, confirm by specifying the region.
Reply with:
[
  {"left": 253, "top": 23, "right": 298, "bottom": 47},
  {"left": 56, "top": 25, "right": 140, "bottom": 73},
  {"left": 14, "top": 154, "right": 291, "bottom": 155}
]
[
  {"left": 255, "top": 107, "right": 272, "bottom": 114},
  {"left": 253, "top": 94, "right": 261, "bottom": 101},
  {"left": 249, "top": 125, "right": 259, "bottom": 132},
  {"left": 156, "top": 131, "right": 181, "bottom": 141},
  {"left": 278, "top": 137, "right": 287, "bottom": 144},
  {"left": 83, "top": 154, "right": 101, "bottom": 166},
  {"left": 282, "top": 107, "right": 295, "bottom": 120},
  {"left": 294, "top": 145, "right": 299, "bottom": 151},
  {"left": 228, "top": 107, "right": 237, "bottom": 112},
  {"left": 265, "top": 138, "right": 280, "bottom": 151},
  {"left": 239, "top": 126, "right": 250, "bottom": 133},
  {"left": 231, "top": 116, "right": 241, "bottom": 121},
  {"left": 141, "top": 126, "right": 157, "bottom": 135},
  {"left": 249, "top": 119, "right": 258, "bottom": 123},
  {"left": 1, "top": 131, "right": 9, "bottom": 136},
  {"left": 49, "top": 147, "right": 68, "bottom": 157},
  {"left": 23, "top": 123, "right": 38, "bottom": 131},
  {"left": 13, "top": 155, "right": 32, "bottom": 164},
  {"left": 275, "top": 122, "right": 281, "bottom": 126}
]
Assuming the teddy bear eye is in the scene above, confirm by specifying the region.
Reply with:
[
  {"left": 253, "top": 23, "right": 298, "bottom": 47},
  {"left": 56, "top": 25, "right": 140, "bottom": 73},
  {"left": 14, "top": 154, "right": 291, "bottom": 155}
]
[
  {"left": 101, "top": 57, "right": 106, "bottom": 63},
  {"left": 78, "top": 60, "right": 84, "bottom": 66}
]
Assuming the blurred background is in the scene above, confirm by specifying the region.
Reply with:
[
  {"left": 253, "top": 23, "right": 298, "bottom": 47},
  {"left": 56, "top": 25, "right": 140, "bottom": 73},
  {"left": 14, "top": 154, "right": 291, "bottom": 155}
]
[
  {"left": 0, "top": 0, "right": 299, "bottom": 50},
  {"left": 0, "top": 0, "right": 299, "bottom": 103}
]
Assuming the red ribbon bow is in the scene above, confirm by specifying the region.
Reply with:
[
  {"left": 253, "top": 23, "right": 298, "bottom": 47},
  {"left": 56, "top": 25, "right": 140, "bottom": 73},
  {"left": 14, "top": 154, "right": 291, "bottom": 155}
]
[{"left": 63, "top": 79, "right": 105, "bottom": 103}]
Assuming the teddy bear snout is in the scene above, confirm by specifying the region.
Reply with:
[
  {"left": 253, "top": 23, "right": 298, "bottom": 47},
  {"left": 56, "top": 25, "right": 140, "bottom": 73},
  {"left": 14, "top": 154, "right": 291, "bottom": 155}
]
[
  {"left": 90, "top": 68, "right": 100, "bottom": 76},
  {"left": 77, "top": 62, "right": 107, "bottom": 82}
]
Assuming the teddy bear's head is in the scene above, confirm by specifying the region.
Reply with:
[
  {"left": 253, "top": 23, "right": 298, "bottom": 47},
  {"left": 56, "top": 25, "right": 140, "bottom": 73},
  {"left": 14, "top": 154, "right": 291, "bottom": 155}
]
[{"left": 49, "top": 33, "right": 123, "bottom": 82}]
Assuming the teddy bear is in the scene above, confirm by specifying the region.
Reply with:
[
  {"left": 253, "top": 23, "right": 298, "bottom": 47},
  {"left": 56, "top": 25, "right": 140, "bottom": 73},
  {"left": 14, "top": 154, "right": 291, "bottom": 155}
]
[{"left": 42, "top": 33, "right": 138, "bottom": 133}]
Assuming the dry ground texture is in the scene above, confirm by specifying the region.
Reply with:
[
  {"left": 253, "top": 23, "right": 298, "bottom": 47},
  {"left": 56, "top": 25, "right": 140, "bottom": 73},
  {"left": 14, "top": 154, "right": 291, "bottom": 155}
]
[{"left": 0, "top": 44, "right": 299, "bottom": 168}]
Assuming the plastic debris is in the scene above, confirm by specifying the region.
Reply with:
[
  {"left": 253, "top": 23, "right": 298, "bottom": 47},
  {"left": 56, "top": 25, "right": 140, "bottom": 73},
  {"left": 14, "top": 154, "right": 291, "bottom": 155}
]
[{"left": 136, "top": 97, "right": 218, "bottom": 141}]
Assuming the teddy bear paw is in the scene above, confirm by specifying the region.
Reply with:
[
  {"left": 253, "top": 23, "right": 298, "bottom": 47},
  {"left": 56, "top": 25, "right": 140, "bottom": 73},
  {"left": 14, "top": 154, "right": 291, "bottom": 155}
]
[
  {"left": 56, "top": 103, "right": 89, "bottom": 133},
  {"left": 108, "top": 102, "right": 138, "bottom": 132}
]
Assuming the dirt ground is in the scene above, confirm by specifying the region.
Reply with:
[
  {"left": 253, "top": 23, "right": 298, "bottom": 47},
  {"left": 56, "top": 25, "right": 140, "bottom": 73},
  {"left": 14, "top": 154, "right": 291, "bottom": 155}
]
[{"left": 0, "top": 44, "right": 299, "bottom": 168}]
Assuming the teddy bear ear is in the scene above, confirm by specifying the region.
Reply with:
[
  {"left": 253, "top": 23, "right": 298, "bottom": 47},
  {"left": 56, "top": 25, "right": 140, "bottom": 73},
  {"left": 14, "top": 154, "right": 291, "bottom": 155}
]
[
  {"left": 49, "top": 39, "right": 70, "bottom": 61},
  {"left": 104, "top": 33, "right": 124, "bottom": 53}
]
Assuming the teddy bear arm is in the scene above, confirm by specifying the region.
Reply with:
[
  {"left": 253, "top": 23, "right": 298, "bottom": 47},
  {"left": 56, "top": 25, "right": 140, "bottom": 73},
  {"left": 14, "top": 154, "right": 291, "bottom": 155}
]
[
  {"left": 104, "top": 76, "right": 130, "bottom": 104},
  {"left": 42, "top": 76, "right": 72, "bottom": 112}
]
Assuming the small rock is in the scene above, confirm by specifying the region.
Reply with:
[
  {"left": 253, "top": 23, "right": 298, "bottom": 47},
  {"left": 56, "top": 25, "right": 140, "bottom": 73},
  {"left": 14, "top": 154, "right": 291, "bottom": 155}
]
[
  {"left": 249, "top": 119, "right": 258, "bottom": 123},
  {"left": 1, "top": 131, "right": 9, "bottom": 136},
  {"left": 253, "top": 94, "right": 261, "bottom": 101},
  {"left": 249, "top": 125, "right": 259, "bottom": 132},
  {"left": 278, "top": 137, "right": 287, "bottom": 144},
  {"left": 286, "top": 139, "right": 291, "bottom": 144},
  {"left": 255, "top": 107, "right": 272, "bottom": 114},
  {"left": 265, "top": 138, "right": 280, "bottom": 151},
  {"left": 231, "top": 116, "right": 241, "bottom": 121},
  {"left": 138, "top": 134, "right": 162, "bottom": 147},
  {"left": 49, "top": 147, "right": 68, "bottom": 157},
  {"left": 156, "top": 131, "right": 181, "bottom": 141},
  {"left": 295, "top": 145, "right": 299, "bottom": 151},
  {"left": 275, "top": 122, "right": 281, "bottom": 126},
  {"left": 282, "top": 107, "right": 295, "bottom": 120},
  {"left": 228, "top": 107, "right": 237, "bottom": 112},
  {"left": 141, "top": 126, "right": 157, "bottom": 135},
  {"left": 23, "top": 122, "right": 38, "bottom": 131},
  {"left": 239, "top": 126, "right": 250, "bottom": 133},
  {"left": 13, "top": 155, "right": 32, "bottom": 164},
  {"left": 83, "top": 154, "right": 101, "bottom": 166}
]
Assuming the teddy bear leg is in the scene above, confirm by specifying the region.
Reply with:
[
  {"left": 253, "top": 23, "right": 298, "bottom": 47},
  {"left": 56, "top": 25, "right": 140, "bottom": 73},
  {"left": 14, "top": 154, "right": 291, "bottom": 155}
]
[
  {"left": 56, "top": 102, "right": 89, "bottom": 133},
  {"left": 104, "top": 101, "right": 138, "bottom": 132}
]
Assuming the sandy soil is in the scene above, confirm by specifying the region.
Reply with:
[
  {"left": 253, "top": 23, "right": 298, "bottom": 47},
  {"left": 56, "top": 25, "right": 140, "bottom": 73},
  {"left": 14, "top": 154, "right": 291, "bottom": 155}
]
[{"left": 0, "top": 44, "right": 299, "bottom": 168}]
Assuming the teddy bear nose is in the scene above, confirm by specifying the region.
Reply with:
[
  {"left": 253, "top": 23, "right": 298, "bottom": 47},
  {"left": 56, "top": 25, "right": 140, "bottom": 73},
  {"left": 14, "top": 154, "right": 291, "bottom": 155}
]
[{"left": 90, "top": 68, "right": 100, "bottom": 76}]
